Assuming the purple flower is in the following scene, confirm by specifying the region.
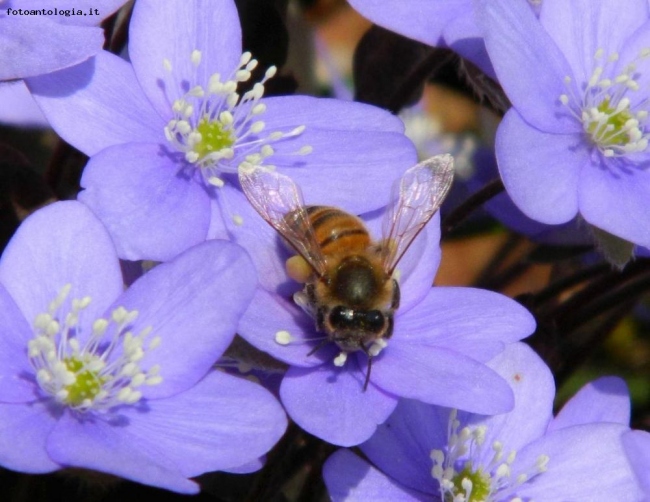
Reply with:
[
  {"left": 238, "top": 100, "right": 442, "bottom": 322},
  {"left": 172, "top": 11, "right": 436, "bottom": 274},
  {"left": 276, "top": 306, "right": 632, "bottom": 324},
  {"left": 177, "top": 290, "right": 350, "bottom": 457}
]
[
  {"left": 231, "top": 173, "right": 535, "bottom": 446},
  {"left": 26, "top": 0, "right": 417, "bottom": 262},
  {"left": 466, "top": 147, "right": 591, "bottom": 245},
  {"left": 1, "top": 0, "right": 126, "bottom": 125},
  {"left": 479, "top": 0, "right": 650, "bottom": 248},
  {"left": 0, "top": 0, "right": 127, "bottom": 81},
  {"left": 0, "top": 81, "right": 48, "bottom": 127},
  {"left": 0, "top": 201, "right": 287, "bottom": 493},
  {"left": 324, "top": 343, "right": 641, "bottom": 501},
  {"left": 346, "top": 0, "right": 539, "bottom": 78},
  {"left": 624, "top": 430, "right": 650, "bottom": 499}
]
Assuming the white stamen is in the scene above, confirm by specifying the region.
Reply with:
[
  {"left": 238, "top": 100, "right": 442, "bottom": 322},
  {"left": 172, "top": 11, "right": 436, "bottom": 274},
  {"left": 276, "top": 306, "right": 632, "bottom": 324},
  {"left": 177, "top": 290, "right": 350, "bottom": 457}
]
[
  {"left": 240, "top": 51, "right": 252, "bottom": 66},
  {"left": 208, "top": 176, "right": 225, "bottom": 188},
  {"left": 27, "top": 286, "right": 162, "bottom": 413},
  {"left": 558, "top": 48, "right": 650, "bottom": 161},
  {"left": 162, "top": 52, "right": 310, "bottom": 187},
  {"left": 236, "top": 70, "right": 251, "bottom": 82},
  {"left": 250, "top": 121, "right": 265, "bottom": 133},
  {"left": 333, "top": 352, "right": 348, "bottom": 367},
  {"left": 191, "top": 50, "right": 202, "bottom": 66},
  {"left": 275, "top": 330, "right": 293, "bottom": 345},
  {"left": 368, "top": 338, "right": 388, "bottom": 357},
  {"left": 431, "top": 409, "right": 551, "bottom": 501}
]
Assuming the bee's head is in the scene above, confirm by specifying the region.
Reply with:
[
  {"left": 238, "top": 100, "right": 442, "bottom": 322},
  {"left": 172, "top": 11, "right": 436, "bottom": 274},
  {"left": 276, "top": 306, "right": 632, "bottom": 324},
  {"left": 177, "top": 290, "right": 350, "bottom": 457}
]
[
  {"left": 330, "top": 306, "right": 384, "bottom": 331},
  {"left": 327, "top": 306, "right": 391, "bottom": 352}
]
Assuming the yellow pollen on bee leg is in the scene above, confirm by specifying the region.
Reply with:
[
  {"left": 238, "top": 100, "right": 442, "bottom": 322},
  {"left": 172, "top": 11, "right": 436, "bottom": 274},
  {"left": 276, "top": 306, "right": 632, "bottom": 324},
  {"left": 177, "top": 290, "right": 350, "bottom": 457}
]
[{"left": 286, "top": 255, "right": 312, "bottom": 283}]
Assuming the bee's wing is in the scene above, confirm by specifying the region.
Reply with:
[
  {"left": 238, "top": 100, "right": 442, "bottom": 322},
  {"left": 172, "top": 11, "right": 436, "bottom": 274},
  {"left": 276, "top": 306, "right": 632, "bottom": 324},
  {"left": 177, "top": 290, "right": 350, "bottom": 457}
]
[
  {"left": 380, "top": 154, "right": 454, "bottom": 275},
  {"left": 239, "top": 165, "right": 328, "bottom": 278}
]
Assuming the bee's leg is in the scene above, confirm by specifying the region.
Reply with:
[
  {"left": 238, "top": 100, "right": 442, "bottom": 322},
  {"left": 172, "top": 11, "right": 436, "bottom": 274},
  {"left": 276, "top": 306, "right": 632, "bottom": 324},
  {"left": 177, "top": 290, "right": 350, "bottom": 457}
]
[
  {"left": 391, "top": 279, "right": 401, "bottom": 310},
  {"left": 307, "top": 337, "right": 331, "bottom": 357},
  {"left": 306, "top": 282, "right": 317, "bottom": 303},
  {"left": 315, "top": 304, "right": 327, "bottom": 332},
  {"left": 360, "top": 343, "right": 373, "bottom": 392},
  {"left": 293, "top": 283, "right": 317, "bottom": 317},
  {"left": 306, "top": 305, "right": 331, "bottom": 357}
]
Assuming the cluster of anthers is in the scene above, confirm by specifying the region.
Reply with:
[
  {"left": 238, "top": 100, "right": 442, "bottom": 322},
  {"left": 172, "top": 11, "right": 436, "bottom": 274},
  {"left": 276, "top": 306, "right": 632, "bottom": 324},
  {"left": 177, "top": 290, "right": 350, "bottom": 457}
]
[
  {"left": 163, "top": 50, "right": 312, "bottom": 188},
  {"left": 28, "top": 284, "right": 162, "bottom": 412},
  {"left": 274, "top": 329, "right": 388, "bottom": 367},
  {"left": 559, "top": 47, "right": 650, "bottom": 159},
  {"left": 430, "top": 409, "right": 549, "bottom": 502}
]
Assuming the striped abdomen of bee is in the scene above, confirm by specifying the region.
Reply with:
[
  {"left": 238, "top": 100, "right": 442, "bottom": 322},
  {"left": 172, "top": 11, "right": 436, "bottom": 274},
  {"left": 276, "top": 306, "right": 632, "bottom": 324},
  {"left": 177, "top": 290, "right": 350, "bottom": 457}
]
[{"left": 303, "top": 206, "right": 371, "bottom": 256}]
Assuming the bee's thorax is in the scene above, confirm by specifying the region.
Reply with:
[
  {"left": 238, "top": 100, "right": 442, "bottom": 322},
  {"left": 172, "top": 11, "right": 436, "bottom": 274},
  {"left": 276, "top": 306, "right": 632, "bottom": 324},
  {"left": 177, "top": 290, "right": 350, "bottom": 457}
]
[{"left": 331, "top": 255, "right": 382, "bottom": 308}]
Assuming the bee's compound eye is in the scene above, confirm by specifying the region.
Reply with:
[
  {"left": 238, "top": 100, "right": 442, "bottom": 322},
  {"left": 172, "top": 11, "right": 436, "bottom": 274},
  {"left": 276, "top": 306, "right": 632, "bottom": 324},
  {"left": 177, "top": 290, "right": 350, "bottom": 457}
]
[
  {"left": 363, "top": 310, "right": 385, "bottom": 333},
  {"left": 330, "top": 306, "right": 355, "bottom": 330}
]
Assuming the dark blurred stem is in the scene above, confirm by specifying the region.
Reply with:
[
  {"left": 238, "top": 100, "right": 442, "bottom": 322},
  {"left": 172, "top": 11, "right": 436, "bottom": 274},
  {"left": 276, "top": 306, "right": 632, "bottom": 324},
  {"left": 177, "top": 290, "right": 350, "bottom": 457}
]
[
  {"left": 244, "top": 422, "right": 302, "bottom": 502},
  {"left": 473, "top": 233, "right": 524, "bottom": 288},
  {"left": 386, "top": 49, "right": 451, "bottom": 114},
  {"left": 100, "top": 10, "right": 117, "bottom": 46},
  {"left": 544, "top": 259, "right": 650, "bottom": 327},
  {"left": 106, "top": 3, "right": 133, "bottom": 54},
  {"left": 441, "top": 178, "right": 504, "bottom": 238},
  {"left": 561, "top": 272, "right": 650, "bottom": 333},
  {"left": 43, "top": 140, "right": 73, "bottom": 196},
  {"left": 478, "top": 255, "right": 534, "bottom": 292},
  {"left": 243, "top": 423, "right": 337, "bottom": 502},
  {"left": 295, "top": 439, "right": 336, "bottom": 502},
  {"left": 532, "top": 262, "right": 612, "bottom": 307},
  {"left": 555, "top": 300, "right": 637, "bottom": 387}
]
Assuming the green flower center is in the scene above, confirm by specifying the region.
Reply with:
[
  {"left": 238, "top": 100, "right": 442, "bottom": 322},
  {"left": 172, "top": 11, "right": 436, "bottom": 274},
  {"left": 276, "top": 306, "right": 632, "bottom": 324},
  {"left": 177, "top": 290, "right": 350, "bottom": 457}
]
[
  {"left": 28, "top": 285, "right": 163, "bottom": 412},
  {"left": 62, "top": 357, "right": 104, "bottom": 406},
  {"left": 447, "top": 464, "right": 492, "bottom": 502},
  {"left": 559, "top": 48, "right": 650, "bottom": 158},
  {"left": 194, "top": 118, "right": 236, "bottom": 160},
  {"left": 587, "top": 97, "right": 635, "bottom": 146},
  {"left": 431, "top": 410, "right": 551, "bottom": 502},
  {"left": 163, "top": 50, "right": 311, "bottom": 188}
]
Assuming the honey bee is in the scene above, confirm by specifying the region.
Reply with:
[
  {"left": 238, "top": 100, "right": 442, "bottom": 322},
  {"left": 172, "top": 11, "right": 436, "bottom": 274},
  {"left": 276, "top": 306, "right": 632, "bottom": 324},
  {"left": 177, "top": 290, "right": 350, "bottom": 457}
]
[{"left": 238, "top": 154, "right": 454, "bottom": 389}]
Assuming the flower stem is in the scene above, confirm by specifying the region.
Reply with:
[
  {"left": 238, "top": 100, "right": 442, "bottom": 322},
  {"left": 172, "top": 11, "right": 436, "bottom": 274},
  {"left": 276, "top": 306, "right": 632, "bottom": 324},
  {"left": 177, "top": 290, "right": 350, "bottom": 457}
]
[
  {"left": 244, "top": 422, "right": 302, "bottom": 502},
  {"left": 103, "top": 2, "right": 133, "bottom": 54},
  {"left": 544, "top": 259, "right": 650, "bottom": 327},
  {"left": 386, "top": 49, "right": 454, "bottom": 114},
  {"left": 441, "top": 177, "right": 505, "bottom": 238},
  {"left": 531, "top": 262, "right": 612, "bottom": 306},
  {"left": 562, "top": 271, "right": 650, "bottom": 333},
  {"left": 555, "top": 300, "right": 637, "bottom": 387},
  {"left": 473, "top": 233, "right": 527, "bottom": 289},
  {"left": 43, "top": 140, "right": 87, "bottom": 199}
]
